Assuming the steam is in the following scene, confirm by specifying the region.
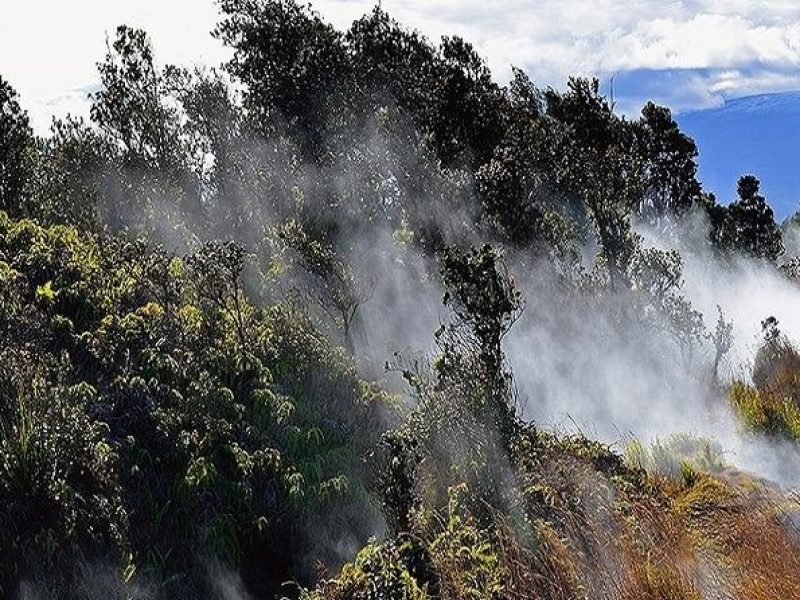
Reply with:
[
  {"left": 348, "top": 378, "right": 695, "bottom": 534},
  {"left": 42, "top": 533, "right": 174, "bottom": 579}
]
[
  {"left": 504, "top": 208, "right": 800, "bottom": 486},
  {"left": 206, "top": 561, "right": 253, "bottom": 600},
  {"left": 97, "top": 89, "right": 800, "bottom": 493},
  {"left": 783, "top": 219, "right": 800, "bottom": 258}
]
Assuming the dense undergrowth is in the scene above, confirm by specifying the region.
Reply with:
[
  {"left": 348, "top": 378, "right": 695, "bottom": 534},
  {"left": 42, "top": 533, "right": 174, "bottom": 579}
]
[
  {"left": 0, "top": 212, "right": 389, "bottom": 596},
  {"left": 307, "top": 425, "right": 800, "bottom": 600},
  {"left": 2, "top": 1, "right": 800, "bottom": 598}
]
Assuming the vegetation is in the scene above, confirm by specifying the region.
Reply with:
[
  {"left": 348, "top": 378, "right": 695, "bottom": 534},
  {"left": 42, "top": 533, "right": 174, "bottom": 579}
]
[
  {"left": 1, "top": 1, "right": 800, "bottom": 598},
  {"left": 729, "top": 318, "right": 800, "bottom": 441},
  {"left": 0, "top": 211, "right": 388, "bottom": 597}
]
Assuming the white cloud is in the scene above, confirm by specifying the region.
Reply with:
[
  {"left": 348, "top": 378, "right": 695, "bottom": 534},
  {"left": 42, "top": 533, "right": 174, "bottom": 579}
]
[
  {"left": 2, "top": 0, "right": 800, "bottom": 132},
  {"left": 315, "top": 1, "right": 800, "bottom": 74},
  {"left": 0, "top": 0, "right": 228, "bottom": 131},
  {"left": 316, "top": 0, "right": 800, "bottom": 112}
]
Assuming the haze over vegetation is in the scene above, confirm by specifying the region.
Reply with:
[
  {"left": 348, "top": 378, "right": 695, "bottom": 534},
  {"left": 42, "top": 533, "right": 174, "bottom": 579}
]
[{"left": 2, "top": 1, "right": 800, "bottom": 598}]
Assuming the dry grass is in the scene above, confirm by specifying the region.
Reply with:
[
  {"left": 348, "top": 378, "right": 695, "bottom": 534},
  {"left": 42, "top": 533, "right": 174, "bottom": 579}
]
[
  {"left": 727, "top": 502, "right": 800, "bottom": 598},
  {"left": 493, "top": 518, "right": 580, "bottom": 600},
  {"left": 310, "top": 430, "right": 800, "bottom": 600},
  {"left": 510, "top": 450, "right": 800, "bottom": 600}
]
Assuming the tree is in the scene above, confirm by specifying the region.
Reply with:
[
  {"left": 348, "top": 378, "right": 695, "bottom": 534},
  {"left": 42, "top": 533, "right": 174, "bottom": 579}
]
[
  {"left": 215, "top": 0, "right": 352, "bottom": 162},
  {"left": 637, "top": 102, "right": 702, "bottom": 219},
  {"left": 346, "top": 6, "right": 439, "bottom": 114},
  {"left": 438, "top": 244, "right": 522, "bottom": 442},
  {"left": 724, "top": 175, "right": 783, "bottom": 261},
  {"left": 186, "top": 240, "right": 250, "bottom": 349},
  {"left": 708, "top": 306, "right": 733, "bottom": 383},
  {"left": 702, "top": 192, "right": 729, "bottom": 249},
  {"left": 0, "top": 75, "right": 34, "bottom": 217},
  {"left": 89, "top": 26, "right": 203, "bottom": 237},
  {"left": 628, "top": 246, "right": 705, "bottom": 362},
  {"left": 275, "top": 220, "right": 373, "bottom": 354},
  {"left": 28, "top": 117, "right": 109, "bottom": 228},
  {"left": 347, "top": 7, "right": 508, "bottom": 169},
  {"left": 427, "top": 36, "right": 507, "bottom": 168},
  {"left": 91, "top": 26, "right": 183, "bottom": 170},
  {"left": 544, "top": 78, "right": 645, "bottom": 288},
  {"left": 476, "top": 71, "right": 566, "bottom": 250}
]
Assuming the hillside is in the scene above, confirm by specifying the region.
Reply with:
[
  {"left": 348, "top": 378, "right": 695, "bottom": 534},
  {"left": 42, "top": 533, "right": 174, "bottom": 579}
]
[{"left": 1, "top": 2, "right": 800, "bottom": 599}]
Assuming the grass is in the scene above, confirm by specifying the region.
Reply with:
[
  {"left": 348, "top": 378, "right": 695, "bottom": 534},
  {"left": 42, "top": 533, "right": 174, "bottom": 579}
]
[
  {"left": 730, "top": 333, "right": 800, "bottom": 441},
  {"left": 730, "top": 381, "right": 800, "bottom": 440},
  {"left": 307, "top": 417, "right": 800, "bottom": 600}
]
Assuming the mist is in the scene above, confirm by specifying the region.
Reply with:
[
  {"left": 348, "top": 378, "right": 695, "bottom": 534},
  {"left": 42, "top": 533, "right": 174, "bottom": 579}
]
[{"left": 95, "top": 74, "right": 800, "bottom": 493}]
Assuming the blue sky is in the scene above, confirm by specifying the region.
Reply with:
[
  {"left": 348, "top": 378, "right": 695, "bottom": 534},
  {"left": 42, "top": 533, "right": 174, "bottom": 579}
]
[
  {"left": 677, "top": 91, "right": 800, "bottom": 219},
  {"left": 1, "top": 0, "right": 798, "bottom": 214}
]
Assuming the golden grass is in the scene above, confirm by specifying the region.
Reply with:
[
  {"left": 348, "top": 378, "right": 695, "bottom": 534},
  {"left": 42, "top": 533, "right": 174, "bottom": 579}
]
[{"left": 310, "top": 431, "right": 800, "bottom": 600}]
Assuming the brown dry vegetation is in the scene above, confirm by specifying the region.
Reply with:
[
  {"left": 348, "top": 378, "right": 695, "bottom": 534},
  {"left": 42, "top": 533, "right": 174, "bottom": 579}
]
[{"left": 308, "top": 430, "right": 800, "bottom": 600}]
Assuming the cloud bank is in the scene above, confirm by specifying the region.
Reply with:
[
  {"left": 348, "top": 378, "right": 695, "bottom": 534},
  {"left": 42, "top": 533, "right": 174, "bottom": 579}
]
[
  {"left": 3, "top": 1, "right": 800, "bottom": 126},
  {"left": 316, "top": 0, "right": 800, "bottom": 114}
]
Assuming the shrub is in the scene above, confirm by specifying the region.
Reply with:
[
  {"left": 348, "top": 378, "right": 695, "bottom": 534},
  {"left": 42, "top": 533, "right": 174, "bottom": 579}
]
[
  {"left": 428, "top": 485, "right": 508, "bottom": 600},
  {"left": 306, "top": 538, "right": 432, "bottom": 600},
  {"left": 0, "top": 211, "right": 389, "bottom": 595},
  {"left": 730, "top": 381, "right": 800, "bottom": 440}
]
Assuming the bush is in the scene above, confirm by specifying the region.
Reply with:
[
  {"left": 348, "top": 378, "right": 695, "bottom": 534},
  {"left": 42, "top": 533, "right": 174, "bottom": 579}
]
[
  {"left": 0, "top": 377, "right": 125, "bottom": 593},
  {"left": 307, "top": 538, "right": 431, "bottom": 600},
  {"left": 729, "top": 321, "right": 800, "bottom": 441},
  {"left": 0, "top": 211, "right": 389, "bottom": 595}
]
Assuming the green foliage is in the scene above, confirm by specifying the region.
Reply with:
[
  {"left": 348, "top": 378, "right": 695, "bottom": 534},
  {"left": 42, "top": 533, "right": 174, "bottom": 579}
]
[
  {"left": 637, "top": 102, "right": 703, "bottom": 218},
  {"left": 727, "top": 318, "right": 800, "bottom": 440},
  {"left": 91, "top": 26, "right": 183, "bottom": 169},
  {"left": 0, "top": 211, "right": 387, "bottom": 595},
  {"left": 306, "top": 537, "right": 432, "bottom": 600},
  {"left": 714, "top": 175, "right": 784, "bottom": 262},
  {"left": 275, "top": 219, "right": 373, "bottom": 352},
  {"left": 0, "top": 376, "right": 125, "bottom": 591},
  {"left": 730, "top": 383, "right": 800, "bottom": 441},
  {"left": 438, "top": 245, "right": 521, "bottom": 441},
  {"left": 216, "top": 0, "right": 352, "bottom": 161},
  {"left": 543, "top": 78, "right": 645, "bottom": 287},
  {"left": 308, "top": 485, "right": 507, "bottom": 600},
  {"left": 369, "top": 428, "right": 421, "bottom": 535},
  {"left": 753, "top": 317, "right": 800, "bottom": 395},
  {"left": 27, "top": 117, "right": 107, "bottom": 228},
  {"left": 628, "top": 247, "right": 705, "bottom": 359},
  {"left": 378, "top": 244, "right": 525, "bottom": 531},
  {"left": 428, "top": 484, "right": 508, "bottom": 600}
]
